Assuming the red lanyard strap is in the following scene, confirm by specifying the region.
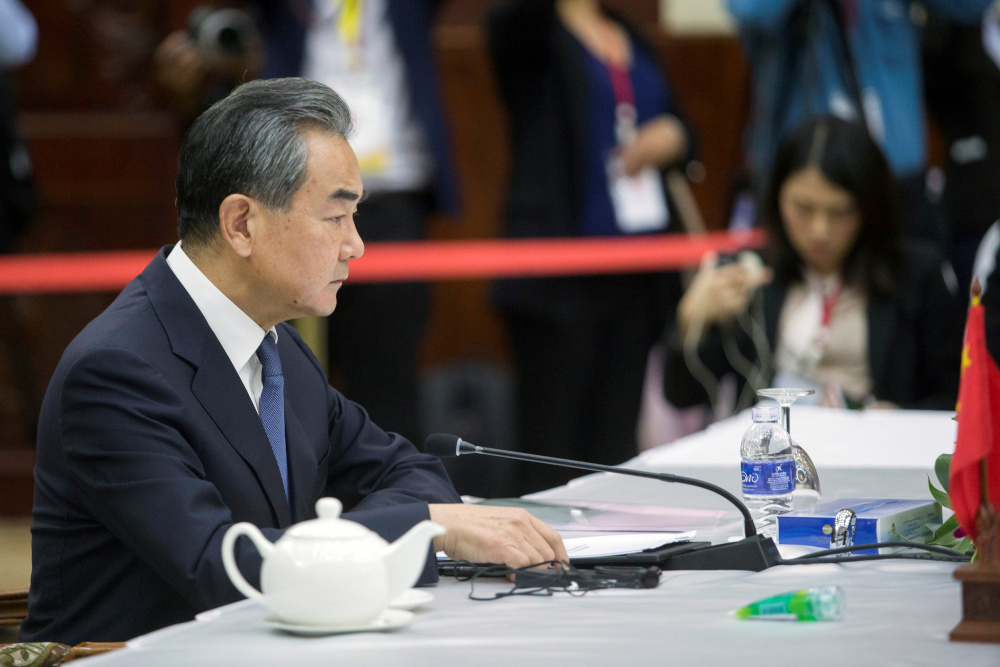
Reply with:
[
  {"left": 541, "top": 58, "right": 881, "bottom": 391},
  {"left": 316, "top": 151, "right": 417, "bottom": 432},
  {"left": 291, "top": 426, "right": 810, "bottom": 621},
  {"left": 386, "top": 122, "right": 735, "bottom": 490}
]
[
  {"left": 820, "top": 283, "right": 843, "bottom": 330},
  {"left": 597, "top": 18, "right": 635, "bottom": 144},
  {"left": 608, "top": 62, "right": 634, "bottom": 108}
]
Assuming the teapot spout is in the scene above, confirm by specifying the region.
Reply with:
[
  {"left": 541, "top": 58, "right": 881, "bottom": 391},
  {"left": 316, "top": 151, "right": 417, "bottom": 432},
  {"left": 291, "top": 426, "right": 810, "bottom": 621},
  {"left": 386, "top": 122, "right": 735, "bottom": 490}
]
[{"left": 383, "top": 520, "right": 446, "bottom": 600}]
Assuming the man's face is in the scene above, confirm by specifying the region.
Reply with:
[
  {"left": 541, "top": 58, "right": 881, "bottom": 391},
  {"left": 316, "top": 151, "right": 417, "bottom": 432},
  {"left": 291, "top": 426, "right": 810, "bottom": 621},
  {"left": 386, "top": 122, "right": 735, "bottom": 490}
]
[{"left": 251, "top": 130, "right": 364, "bottom": 324}]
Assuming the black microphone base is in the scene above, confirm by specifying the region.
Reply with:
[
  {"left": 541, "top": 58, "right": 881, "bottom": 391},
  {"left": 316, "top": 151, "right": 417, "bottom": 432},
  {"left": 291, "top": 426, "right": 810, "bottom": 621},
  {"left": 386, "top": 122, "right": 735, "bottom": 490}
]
[{"left": 660, "top": 535, "right": 780, "bottom": 572}]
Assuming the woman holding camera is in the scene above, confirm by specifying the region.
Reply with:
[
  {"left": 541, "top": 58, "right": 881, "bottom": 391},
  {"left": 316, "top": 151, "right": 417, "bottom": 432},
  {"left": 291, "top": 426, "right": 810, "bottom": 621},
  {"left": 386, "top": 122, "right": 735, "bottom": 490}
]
[{"left": 663, "top": 115, "right": 962, "bottom": 413}]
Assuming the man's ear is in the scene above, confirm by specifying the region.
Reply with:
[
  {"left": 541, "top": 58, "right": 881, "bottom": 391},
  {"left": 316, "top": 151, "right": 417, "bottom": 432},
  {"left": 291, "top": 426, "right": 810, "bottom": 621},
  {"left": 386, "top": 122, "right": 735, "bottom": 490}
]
[{"left": 218, "top": 194, "right": 257, "bottom": 258}]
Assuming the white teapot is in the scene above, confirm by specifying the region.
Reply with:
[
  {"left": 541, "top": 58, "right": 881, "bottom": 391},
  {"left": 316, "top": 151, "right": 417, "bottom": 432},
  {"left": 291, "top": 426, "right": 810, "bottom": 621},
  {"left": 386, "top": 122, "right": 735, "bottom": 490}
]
[{"left": 221, "top": 497, "right": 446, "bottom": 627}]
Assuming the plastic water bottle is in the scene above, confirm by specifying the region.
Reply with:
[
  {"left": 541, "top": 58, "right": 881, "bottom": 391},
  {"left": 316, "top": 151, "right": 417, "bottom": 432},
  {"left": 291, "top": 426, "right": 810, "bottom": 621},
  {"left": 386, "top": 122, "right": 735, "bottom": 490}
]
[{"left": 740, "top": 405, "right": 794, "bottom": 538}]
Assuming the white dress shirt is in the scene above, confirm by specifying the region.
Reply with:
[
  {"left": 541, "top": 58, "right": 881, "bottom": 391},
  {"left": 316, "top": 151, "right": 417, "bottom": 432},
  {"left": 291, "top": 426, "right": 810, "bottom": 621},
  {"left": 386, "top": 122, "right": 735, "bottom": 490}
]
[
  {"left": 774, "top": 271, "right": 871, "bottom": 404},
  {"left": 166, "top": 243, "right": 276, "bottom": 413}
]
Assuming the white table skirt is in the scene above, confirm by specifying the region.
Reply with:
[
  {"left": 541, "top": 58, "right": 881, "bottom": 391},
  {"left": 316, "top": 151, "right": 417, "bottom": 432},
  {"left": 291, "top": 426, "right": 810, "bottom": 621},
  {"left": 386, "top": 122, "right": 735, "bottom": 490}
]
[{"left": 87, "top": 407, "right": 1000, "bottom": 666}]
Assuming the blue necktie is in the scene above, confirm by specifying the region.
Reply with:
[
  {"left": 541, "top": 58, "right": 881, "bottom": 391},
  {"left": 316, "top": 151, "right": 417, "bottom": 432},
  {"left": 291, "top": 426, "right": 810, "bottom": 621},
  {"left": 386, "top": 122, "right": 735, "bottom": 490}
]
[{"left": 257, "top": 335, "right": 289, "bottom": 500}]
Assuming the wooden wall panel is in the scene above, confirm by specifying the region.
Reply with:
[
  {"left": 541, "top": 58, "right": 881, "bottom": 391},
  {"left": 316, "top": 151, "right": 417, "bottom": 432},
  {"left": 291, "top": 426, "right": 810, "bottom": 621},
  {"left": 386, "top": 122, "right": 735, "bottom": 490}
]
[{"left": 657, "top": 33, "right": 751, "bottom": 232}]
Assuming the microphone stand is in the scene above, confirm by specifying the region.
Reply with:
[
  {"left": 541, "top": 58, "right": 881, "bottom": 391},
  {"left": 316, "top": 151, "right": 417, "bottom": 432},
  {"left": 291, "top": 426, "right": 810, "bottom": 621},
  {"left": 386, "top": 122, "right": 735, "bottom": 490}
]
[{"left": 430, "top": 436, "right": 780, "bottom": 572}]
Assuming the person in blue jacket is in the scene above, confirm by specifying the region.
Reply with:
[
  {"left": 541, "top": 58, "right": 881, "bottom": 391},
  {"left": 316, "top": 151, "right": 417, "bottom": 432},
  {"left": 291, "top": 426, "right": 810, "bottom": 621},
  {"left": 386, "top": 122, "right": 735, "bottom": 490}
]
[{"left": 727, "top": 0, "right": 993, "bottom": 238}]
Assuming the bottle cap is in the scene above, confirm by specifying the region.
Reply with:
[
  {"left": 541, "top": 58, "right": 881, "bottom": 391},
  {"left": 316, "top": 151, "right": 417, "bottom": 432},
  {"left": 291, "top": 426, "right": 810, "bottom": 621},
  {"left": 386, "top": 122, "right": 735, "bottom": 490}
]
[{"left": 751, "top": 406, "right": 780, "bottom": 422}]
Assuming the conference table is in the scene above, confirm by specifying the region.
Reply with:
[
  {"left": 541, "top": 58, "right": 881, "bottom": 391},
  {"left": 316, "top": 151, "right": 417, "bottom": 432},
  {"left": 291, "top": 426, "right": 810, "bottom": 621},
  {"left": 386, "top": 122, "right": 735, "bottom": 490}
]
[{"left": 88, "top": 407, "right": 1000, "bottom": 666}]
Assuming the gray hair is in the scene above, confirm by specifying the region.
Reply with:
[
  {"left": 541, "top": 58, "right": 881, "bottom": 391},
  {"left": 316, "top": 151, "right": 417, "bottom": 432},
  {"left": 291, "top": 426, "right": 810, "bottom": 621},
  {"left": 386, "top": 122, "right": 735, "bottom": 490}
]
[{"left": 175, "top": 77, "right": 354, "bottom": 246}]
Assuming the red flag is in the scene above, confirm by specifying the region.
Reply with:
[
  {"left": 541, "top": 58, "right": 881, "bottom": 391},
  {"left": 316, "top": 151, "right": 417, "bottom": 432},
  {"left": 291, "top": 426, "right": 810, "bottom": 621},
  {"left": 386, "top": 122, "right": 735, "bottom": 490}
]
[{"left": 950, "top": 294, "right": 1000, "bottom": 540}]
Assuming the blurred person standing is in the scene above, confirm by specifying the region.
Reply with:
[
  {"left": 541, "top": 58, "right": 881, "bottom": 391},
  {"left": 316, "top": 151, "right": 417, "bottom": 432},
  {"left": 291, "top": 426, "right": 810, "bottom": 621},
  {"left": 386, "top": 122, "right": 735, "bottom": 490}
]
[
  {"left": 157, "top": 1, "right": 459, "bottom": 445},
  {"left": 727, "top": 0, "right": 992, "bottom": 241},
  {"left": 0, "top": 0, "right": 38, "bottom": 444},
  {"left": 923, "top": 5, "right": 1000, "bottom": 295},
  {"left": 663, "top": 116, "right": 962, "bottom": 415},
  {"left": 488, "top": 0, "right": 694, "bottom": 494},
  {"left": 0, "top": 0, "right": 36, "bottom": 254}
]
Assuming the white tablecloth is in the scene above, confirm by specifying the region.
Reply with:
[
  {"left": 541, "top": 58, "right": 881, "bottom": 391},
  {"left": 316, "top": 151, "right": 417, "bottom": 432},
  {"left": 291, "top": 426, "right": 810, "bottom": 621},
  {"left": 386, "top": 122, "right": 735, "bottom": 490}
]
[{"left": 88, "top": 407, "right": 1000, "bottom": 666}]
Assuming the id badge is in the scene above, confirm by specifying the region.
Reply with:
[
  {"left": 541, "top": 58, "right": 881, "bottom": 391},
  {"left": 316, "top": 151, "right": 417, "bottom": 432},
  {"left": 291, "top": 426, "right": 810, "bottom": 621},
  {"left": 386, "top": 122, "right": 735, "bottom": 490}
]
[{"left": 606, "top": 154, "right": 670, "bottom": 234}]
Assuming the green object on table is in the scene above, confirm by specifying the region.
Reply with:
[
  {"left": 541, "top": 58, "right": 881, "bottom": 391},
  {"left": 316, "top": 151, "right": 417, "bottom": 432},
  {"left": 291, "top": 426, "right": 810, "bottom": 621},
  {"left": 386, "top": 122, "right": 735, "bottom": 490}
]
[
  {"left": 735, "top": 586, "right": 844, "bottom": 621},
  {"left": 0, "top": 642, "right": 70, "bottom": 667}
]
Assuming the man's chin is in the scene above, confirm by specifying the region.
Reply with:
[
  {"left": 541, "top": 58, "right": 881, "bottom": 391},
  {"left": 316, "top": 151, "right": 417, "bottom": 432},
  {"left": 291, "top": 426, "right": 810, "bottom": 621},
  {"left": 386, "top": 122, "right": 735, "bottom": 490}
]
[{"left": 294, "top": 299, "right": 338, "bottom": 321}]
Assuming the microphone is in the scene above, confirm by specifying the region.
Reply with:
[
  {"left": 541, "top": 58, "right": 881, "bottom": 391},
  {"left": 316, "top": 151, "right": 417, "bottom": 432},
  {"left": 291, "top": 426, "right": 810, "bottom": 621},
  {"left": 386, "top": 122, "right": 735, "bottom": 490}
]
[{"left": 425, "top": 433, "right": 780, "bottom": 572}]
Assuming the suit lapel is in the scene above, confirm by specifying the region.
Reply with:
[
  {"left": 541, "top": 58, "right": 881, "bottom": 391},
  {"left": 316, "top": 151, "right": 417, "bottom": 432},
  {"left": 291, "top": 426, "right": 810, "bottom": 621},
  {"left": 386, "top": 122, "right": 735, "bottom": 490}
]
[
  {"left": 284, "top": 398, "right": 318, "bottom": 523},
  {"left": 762, "top": 282, "right": 787, "bottom": 363},
  {"left": 763, "top": 284, "right": 784, "bottom": 342},
  {"left": 142, "top": 247, "right": 292, "bottom": 527},
  {"left": 190, "top": 346, "right": 292, "bottom": 527}
]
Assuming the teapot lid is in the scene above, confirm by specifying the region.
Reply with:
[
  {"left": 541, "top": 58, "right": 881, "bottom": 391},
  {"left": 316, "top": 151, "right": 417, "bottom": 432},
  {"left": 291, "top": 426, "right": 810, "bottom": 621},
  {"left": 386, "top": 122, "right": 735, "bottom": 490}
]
[{"left": 285, "top": 498, "right": 376, "bottom": 539}]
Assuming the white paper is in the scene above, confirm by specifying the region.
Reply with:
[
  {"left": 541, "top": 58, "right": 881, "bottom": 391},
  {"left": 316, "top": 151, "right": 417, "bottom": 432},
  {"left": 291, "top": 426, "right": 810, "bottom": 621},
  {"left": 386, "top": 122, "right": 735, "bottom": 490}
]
[{"left": 562, "top": 531, "right": 696, "bottom": 559}]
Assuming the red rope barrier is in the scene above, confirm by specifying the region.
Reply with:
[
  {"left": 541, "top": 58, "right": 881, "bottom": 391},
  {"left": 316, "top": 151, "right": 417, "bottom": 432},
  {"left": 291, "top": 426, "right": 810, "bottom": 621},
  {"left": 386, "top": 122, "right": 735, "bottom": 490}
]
[{"left": 0, "top": 230, "right": 763, "bottom": 294}]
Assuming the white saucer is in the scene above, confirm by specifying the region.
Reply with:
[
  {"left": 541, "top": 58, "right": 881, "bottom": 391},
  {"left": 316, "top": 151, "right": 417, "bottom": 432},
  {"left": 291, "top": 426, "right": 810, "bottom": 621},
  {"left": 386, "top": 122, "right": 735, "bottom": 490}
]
[
  {"left": 266, "top": 609, "right": 414, "bottom": 636},
  {"left": 389, "top": 589, "right": 434, "bottom": 611}
]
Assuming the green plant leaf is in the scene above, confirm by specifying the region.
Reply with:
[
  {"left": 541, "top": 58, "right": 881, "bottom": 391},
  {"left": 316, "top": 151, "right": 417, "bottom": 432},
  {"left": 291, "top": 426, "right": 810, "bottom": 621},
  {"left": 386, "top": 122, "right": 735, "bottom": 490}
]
[
  {"left": 927, "top": 477, "right": 952, "bottom": 509},
  {"left": 954, "top": 536, "right": 975, "bottom": 555},
  {"left": 934, "top": 454, "right": 951, "bottom": 492},
  {"left": 924, "top": 522, "right": 954, "bottom": 546},
  {"left": 927, "top": 534, "right": 957, "bottom": 547},
  {"left": 889, "top": 526, "right": 912, "bottom": 542},
  {"left": 931, "top": 514, "right": 960, "bottom": 543}
]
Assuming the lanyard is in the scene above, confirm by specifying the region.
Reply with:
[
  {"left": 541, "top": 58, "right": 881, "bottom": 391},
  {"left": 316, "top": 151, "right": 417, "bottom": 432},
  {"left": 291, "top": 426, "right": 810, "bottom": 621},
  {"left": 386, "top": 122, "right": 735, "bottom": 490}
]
[
  {"left": 820, "top": 282, "right": 843, "bottom": 331},
  {"left": 597, "top": 20, "right": 636, "bottom": 145},
  {"left": 811, "top": 280, "right": 843, "bottom": 357},
  {"left": 336, "top": 0, "right": 363, "bottom": 46}
]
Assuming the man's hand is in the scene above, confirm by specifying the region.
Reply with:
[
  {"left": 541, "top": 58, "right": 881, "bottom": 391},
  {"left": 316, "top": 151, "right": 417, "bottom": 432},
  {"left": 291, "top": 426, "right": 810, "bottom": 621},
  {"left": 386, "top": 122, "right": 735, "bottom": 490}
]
[{"left": 428, "top": 503, "right": 568, "bottom": 569}]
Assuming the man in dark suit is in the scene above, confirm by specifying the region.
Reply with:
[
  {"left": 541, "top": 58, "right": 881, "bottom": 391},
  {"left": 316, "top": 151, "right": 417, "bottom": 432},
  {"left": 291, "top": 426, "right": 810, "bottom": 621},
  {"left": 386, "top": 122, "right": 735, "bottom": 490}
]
[{"left": 21, "top": 78, "right": 565, "bottom": 645}]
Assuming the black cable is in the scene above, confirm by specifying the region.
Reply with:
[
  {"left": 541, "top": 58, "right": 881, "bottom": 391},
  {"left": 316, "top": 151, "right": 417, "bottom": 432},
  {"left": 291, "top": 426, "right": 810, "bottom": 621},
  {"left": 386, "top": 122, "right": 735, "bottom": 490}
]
[
  {"left": 454, "top": 560, "right": 661, "bottom": 601},
  {"left": 779, "top": 553, "right": 970, "bottom": 565},
  {"left": 789, "top": 541, "right": 970, "bottom": 559},
  {"left": 776, "top": 541, "right": 972, "bottom": 565}
]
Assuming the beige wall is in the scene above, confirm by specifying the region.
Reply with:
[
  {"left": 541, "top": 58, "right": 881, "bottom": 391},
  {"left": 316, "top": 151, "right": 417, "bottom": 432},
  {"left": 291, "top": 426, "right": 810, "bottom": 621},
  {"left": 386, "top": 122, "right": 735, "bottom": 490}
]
[{"left": 661, "top": 0, "right": 735, "bottom": 33}]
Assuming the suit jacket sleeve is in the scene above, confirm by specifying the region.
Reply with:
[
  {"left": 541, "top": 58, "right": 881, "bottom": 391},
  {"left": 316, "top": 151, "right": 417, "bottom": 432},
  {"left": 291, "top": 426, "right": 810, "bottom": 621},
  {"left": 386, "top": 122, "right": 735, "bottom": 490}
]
[
  {"left": 59, "top": 346, "right": 283, "bottom": 613},
  {"left": 285, "top": 327, "right": 462, "bottom": 583},
  {"left": 662, "top": 325, "right": 744, "bottom": 409},
  {"left": 326, "top": 392, "right": 461, "bottom": 584}
]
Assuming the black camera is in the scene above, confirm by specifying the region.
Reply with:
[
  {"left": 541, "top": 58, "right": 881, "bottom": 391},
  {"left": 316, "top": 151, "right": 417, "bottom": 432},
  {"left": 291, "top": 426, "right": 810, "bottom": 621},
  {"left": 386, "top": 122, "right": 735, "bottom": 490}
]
[{"left": 188, "top": 6, "right": 259, "bottom": 59}]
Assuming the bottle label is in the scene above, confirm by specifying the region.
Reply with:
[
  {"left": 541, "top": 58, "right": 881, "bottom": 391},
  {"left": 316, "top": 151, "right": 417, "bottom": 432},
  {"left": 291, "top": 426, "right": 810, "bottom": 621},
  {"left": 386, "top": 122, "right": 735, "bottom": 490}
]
[{"left": 741, "top": 459, "right": 795, "bottom": 495}]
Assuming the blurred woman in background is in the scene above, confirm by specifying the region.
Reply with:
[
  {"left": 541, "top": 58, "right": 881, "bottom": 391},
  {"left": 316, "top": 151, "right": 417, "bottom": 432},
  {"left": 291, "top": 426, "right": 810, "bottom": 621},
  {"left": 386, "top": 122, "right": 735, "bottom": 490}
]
[
  {"left": 663, "top": 115, "right": 962, "bottom": 413},
  {"left": 488, "top": 0, "right": 694, "bottom": 493}
]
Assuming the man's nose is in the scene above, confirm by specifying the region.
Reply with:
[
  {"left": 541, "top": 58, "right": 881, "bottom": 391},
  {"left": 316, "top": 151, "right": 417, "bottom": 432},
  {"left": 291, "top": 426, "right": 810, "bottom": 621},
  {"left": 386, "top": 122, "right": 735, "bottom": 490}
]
[{"left": 342, "top": 219, "right": 364, "bottom": 260}]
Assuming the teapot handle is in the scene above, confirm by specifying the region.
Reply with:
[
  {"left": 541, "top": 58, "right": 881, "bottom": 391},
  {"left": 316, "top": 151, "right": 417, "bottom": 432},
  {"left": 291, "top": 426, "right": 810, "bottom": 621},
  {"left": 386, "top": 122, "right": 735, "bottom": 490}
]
[{"left": 221, "top": 522, "right": 274, "bottom": 607}]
